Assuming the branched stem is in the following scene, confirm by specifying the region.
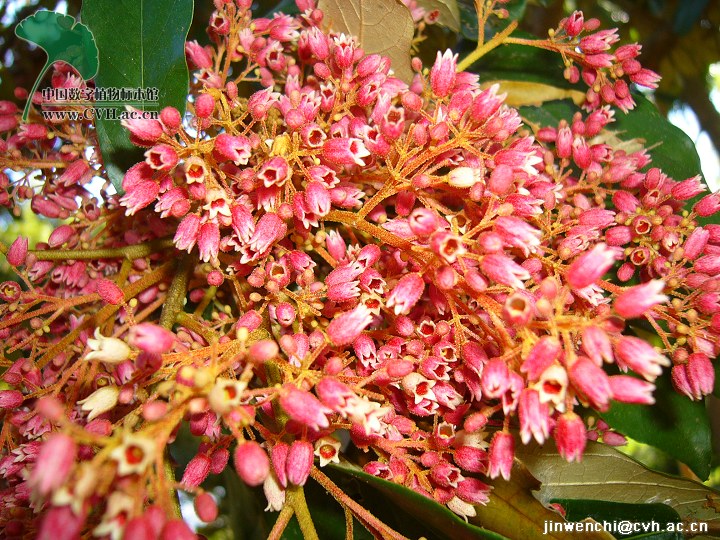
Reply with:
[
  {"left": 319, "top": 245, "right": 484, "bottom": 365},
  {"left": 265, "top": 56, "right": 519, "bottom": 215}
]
[
  {"left": 268, "top": 504, "right": 295, "bottom": 540},
  {"left": 287, "top": 486, "right": 319, "bottom": 540},
  {"left": 457, "top": 21, "right": 519, "bottom": 72},
  {"left": 310, "top": 467, "right": 410, "bottom": 540}
]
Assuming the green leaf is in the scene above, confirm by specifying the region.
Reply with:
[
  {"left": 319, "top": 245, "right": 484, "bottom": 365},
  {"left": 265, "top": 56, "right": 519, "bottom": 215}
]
[
  {"left": 14, "top": 10, "right": 99, "bottom": 121},
  {"left": 611, "top": 94, "right": 701, "bottom": 182},
  {"left": 329, "top": 461, "right": 506, "bottom": 540},
  {"left": 600, "top": 369, "right": 712, "bottom": 480},
  {"left": 81, "top": 0, "right": 194, "bottom": 192},
  {"left": 554, "top": 499, "right": 683, "bottom": 540},
  {"left": 416, "top": 0, "right": 461, "bottom": 32},
  {"left": 516, "top": 441, "right": 720, "bottom": 527}
]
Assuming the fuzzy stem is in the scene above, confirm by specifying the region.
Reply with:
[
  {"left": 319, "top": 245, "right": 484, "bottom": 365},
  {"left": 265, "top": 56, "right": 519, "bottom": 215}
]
[
  {"left": 287, "top": 486, "right": 319, "bottom": 540},
  {"left": 159, "top": 256, "right": 194, "bottom": 329},
  {"left": 268, "top": 504, "right": 295, "bottom": 540},
  {"left": 457, "top": 21, "right": 518, "bottom": 72},
  {"left": 30, "top": 238, "right": 175, "bottom": 261},
  {"left": 310, "top": 468, "right": 410, "bottom": 540}
]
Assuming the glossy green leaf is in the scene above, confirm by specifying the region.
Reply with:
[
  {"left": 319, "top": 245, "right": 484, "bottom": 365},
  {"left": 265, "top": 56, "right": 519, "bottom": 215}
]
[
  {"left": 330, "top": 461, "right": 506, "bottom": 540},
  {"left": 516, "top": 441, "right": 720, "bottom": 527},
  {"left": 611, "top": 94, "right": 701, "bottom": 182},
  {"left": 554, "top": 499, "right": 683, "bottom": 540},
  {"left": 82, "top": 0, "right": 193, "bottom": 192},
  {"left": 15, "top": 11, "right": 99, "bottom": 121},
  {"left": 600, "top": 329, "right": 711, "bottom": 480}
]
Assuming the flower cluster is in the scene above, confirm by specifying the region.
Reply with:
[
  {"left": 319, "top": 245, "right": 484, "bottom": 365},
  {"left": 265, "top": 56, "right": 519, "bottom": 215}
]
[{"left": 0, "top": 0, "right": 716, "bottom": 538}]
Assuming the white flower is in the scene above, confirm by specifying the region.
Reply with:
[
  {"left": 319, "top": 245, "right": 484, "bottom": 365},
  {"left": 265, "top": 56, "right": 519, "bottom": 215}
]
[
  {"left": 110, "top": 434, "right": 155, "bottom": 476},
  {"left": 314, "top": 436, "right": 341, "bottom": 467},
  {"left": 85, "top": 328, "right": 131, "bottom": 364},
  {"left": 78, "top": 385, "right": 119, "bottom": 421}
]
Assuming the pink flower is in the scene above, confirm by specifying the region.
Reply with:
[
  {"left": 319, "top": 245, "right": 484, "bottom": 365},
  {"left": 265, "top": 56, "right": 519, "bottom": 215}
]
[
  {"left": 566, "top": 243, "right": 621, "bottom": 289},
  {"left": 174, "top": 214, "right": 201, "bottom": 252},
  {"left": 198, "top": 221, "right": 220, "bottom": 262},
  {"left": 121, "top": 107, "right": 163, "bottom": 143},
  {"left": 488, "top": 431, "right": 514, "bottom": 480},
  {"left": 145, "top": 144, "right": 178, "bottom": 171},
  {"left": 614, "top": 280, "right": 667, "bottom": 319},
  {"left": 608, "top": 375, "right": 655, "bottom": 404},
  {"left": 386, "top": 273, "right": 425, "bottom": 315},
  {"left": 614, "top": 336, "right": 670, "bottom": 381},
  {"left": 518, "top": 389, "right": 551, "bottom": 444},
  {"left": 569, "top": 357, "right": 612, "bottom": 411},
  {"left": 430, "top": 49, "right": 457, "bottom": 98},
  {"left": 214, "top": 134, "right": 251, "bottom": 165},
  {"left": 322, "top": 137, "right": 370, "bottom": 167}
]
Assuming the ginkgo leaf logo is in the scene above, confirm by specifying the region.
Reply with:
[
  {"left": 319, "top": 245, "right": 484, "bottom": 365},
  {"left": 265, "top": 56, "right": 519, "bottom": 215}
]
[{"left": 15, "top": 10, "right": 100, "bottom": 121}]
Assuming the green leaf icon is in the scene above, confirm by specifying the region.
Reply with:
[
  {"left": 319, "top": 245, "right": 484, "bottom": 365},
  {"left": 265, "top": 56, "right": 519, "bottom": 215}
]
[{"left": 15, "top": 10, "right": 99, "bottom": 121}]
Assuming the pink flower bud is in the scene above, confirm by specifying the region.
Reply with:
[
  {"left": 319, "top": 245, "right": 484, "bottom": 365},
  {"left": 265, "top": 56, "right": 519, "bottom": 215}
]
[
  {"left": 160, "top": 106, "right": 182, "bottom": 132},
  {"left": 286, "top": 440, "right": 314, "bottom": 486},
  {"left": 7, "top": 236, "right": 28, "bottom": 266},
  {"left": 234, "top": 441, "right": 270, "bottom": 487},
  {"left": 48, "top": 224, "right": 75, "bottom": 247},
  {"left": 672, "top": 176, "right": 705, "bottom": 200},
  {"left": 182, "top": 454, "right": 211, "bottom": 487},
  {"left": 160, "top": 519, "right": 196, "bottom": 540},
  {"left": 279, "top": 384, "right": 331, "bottom": 431},
  {"left": 521, "top": 336, "right": 562, "bottom": 381},
  {"left": 248, "top": 339, "right": 279, "bottom": 363},
  {"left": 454, "top": 445, "right": 488, "bottom": 473},
  {"left": 0, "top": 389, "right": 23, "bottom": 409},
  {"left": 128, "top": 323, "right": 175, "bottom": 354},
  {"left": 194, "top": 493, "right": 219, "bottom": 523},
  {"left": 488, "top": 431, "right": 514, "bottom": 480},
  {"left": 195, "top": 93, "right": 215, "bottom": 119},
  {"left": 123, "top": 517, "right": 156, "bottom": 540},
  {"left": 322, "top": 137, "right": 370, "bottom": 167},
  {"left": 95, "top": 278, "right": 124, "bottom": 305},
  {"left": 694, "top": 193, "right": 720, "bottom": 217},
  {"left": 327, "top": 304, "right": 374, "bottom": 346},
  {"left": 29, "top": 433, "right": 77, "bottom": 496},
  {"left": 554, "top": 412, "right": 586, "bottom": 462}
]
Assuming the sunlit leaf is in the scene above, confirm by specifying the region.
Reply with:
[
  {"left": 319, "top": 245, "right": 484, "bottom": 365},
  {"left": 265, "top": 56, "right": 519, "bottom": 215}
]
[
  {"left": 82, "top": 0, "right": 193, "bottom": 192},
  {"left": 516, "top": 441, "right": 720, "bottom": 526},
  {"left": 317, "top": 0, "right": 415, "bottom": 82},
  {"left": 471, "top": 463, "right": 613, "bottom": 540},
  {"left": 480, "top": 80, "right": 585, "bottom": 107},
  {"left": 15, "top": 10, "right": 99, "bottom": 121}
]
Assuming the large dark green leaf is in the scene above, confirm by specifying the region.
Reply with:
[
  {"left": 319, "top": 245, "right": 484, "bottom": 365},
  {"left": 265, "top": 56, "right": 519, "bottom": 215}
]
[
  {"left": 600, "top": 369, "right": 712, "bottom": 480},
  {"left": 15, "top": 10, "right": 99, "bottom": 120},
  {"left": 82, "top": 0, "right": 193, "bottom": 192},
  {"left": 611, "top": 94, "right": 701, "bottom": 182},
  {"left": 330, "top": 461, "right": 506, "bottom": 540}
]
